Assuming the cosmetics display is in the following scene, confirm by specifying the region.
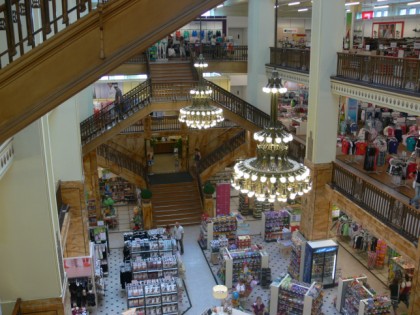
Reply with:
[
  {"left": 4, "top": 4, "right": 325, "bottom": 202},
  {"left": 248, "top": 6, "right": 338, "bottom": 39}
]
[
  {"left": 262, "top": 210, "right": 291, "bottom": 242},
  {"left": 126, "top": 278, "right": 178, "bottom": 315},
  {"left": 217, "top": 247, "right": 269, "bottom": 288},
  {"left": 269, "top": 274, "right": 324, "bottom": 315},
  {"left": 132, "top": 255, "right": 178, "bottom": 281}
]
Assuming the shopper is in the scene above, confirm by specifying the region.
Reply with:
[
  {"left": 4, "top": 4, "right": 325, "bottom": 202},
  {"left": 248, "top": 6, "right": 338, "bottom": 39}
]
[
  {"left": 114, "top": 85, "right": 123, "bottom": 120},
  {"left": 252, "top": 296, "right": 265, "bottom": 315},
  {"left": 164, "top": 224, "right": 172, "bottom": 238},
  {"left": 173, "top": 221, "right": 184, "bottom": 255},
  {"left": 389, "top": 277, "right": 400, "bottom": 314},
  {"left": 399, "top": 274, "right": 412, "bottom": 307},
  {"left": 194, "top": 148, "right": 201, "bottom": 167},
  {"left": 179, "top": 36, "right": 186, "bottom": 60},
  {"left": 410, "top": 162, "right": 420, "bottom": 209}
]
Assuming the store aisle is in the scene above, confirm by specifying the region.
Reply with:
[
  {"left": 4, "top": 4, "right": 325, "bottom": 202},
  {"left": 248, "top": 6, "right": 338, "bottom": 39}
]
[{"left": 181, "top": 225, "right": 221, "bottom": 314}]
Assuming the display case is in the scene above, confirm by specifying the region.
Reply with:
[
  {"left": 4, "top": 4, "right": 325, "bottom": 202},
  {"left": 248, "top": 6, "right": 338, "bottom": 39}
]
[
  {"left": 201, "top": 216, "right": 238, "bottom": 249},
  {"left": 288, "top": 231, "right": 307, "bottom": 281},
  {"left": 269, "top": 274, "right": 323, "bottom": 315},
  {"left": 238, "top": 193, "right": 250, "bottom": 216},
  {"left": 131, "top": 255, "right": 178, "bottom": 281},
  {"left": 218, "top": 247, "right": 269, "bottom": 288},
  {"left": 303, "top": 240, "right": 338, "bottom": 288},
  {"left": 126, "top": 278, "right": 179, "bottom": 315},
  {"left": 89, "top": 226, "right": 109, "bottom": 276},
  {"left": 338, "top": 277, "right": 391, "bottom": 315},
  {"left": 336, "top": 275, "right": 368, "bottom": 312},
  {"left": 129, "top": 239, "right": 177, "bottom": 259},
  {"left": 87, "top": 199, "right": 98, "bottom": 226},
  {"left": 99, "top": 177, "right": 136, "bottom": 203},
  {"left": 261, "top": 210, "right": 291, "bottom": 242}
]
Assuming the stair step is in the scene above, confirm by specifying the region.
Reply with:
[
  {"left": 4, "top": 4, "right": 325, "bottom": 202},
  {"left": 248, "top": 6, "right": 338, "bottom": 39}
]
[
  {"left": 152, "top": 199, "right": 201, "bottom": 206},
  {"left": 154, "top": 218, "right": 201, "bottom": 227}
]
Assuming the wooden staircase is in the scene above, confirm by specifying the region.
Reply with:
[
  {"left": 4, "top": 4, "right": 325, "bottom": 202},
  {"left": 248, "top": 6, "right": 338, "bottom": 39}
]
[
  {"left": 150, "top": 62, "right": 196, "bottom": 83},
  {"left": 151, "top": 182, "right": 203, "bottom": 227}
]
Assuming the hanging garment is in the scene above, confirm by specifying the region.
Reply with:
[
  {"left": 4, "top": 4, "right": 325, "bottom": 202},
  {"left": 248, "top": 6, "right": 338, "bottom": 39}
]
[
  {"left": 364, "top": 147, "right": 377, "bottom": 171},
  {"left": 406, "top": 136, "right": 417, "bottom": 152}
]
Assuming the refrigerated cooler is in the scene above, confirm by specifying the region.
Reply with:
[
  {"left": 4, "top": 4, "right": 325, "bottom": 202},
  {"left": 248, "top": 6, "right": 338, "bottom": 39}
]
[{"left": 303, "top": 240, "right": 338, "bottom": 288}]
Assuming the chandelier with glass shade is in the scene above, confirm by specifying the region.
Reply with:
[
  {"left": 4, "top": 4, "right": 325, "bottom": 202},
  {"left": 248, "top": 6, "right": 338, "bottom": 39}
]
[
  {"left": 231, "top": 0, "right": 311, "bottom": 203},
  {"left": 178, "top": 54, "right": 224, "bottom": 129}
]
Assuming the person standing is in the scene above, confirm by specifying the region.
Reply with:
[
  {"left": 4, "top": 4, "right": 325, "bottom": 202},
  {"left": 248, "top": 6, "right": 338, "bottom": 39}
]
[
  {"left": 173, "top": 221, "right": 184, "bottom": 255},
  {"left": 252, "top": 296, "right": 265, "bottom": 315},
  {"left": 410, "top": 162, "right": 420, "bottom": 209},
  {"left": 389, "top": 277, "right": 400, "bottom": 314},
  {"left": 114, "top": 85, "right": 123, "bottom": 120},
  {"left": 179, "top": 36, "right": 186, "bottom": 60}
]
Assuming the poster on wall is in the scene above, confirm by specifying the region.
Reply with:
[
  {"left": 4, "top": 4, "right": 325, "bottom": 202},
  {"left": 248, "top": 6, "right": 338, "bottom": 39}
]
[
  {"left": 347, "top": 98, "right": 358, "bottom": 123},
  {"left": 372, "top": 22, "right": 404, "bottom": 39},
  {"left": 216, "top": 183, "right": 230, "bottom": 216},
  {"left": 64, "top": 257, "right": 92, "bottom": 278}
]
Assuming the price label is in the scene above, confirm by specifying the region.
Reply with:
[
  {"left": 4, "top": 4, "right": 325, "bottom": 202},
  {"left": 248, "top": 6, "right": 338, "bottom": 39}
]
[{"left": 390, "top": 42, "right": 397, "bottom": 48}]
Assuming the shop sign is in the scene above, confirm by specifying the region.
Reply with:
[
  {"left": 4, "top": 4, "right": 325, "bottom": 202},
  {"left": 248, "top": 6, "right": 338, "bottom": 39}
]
[
  {"left": 283, "top": 28, "right": 298, "bottom": 34},
  {"left": 362, "top": 11, "right": 374, "bottom": 20}
]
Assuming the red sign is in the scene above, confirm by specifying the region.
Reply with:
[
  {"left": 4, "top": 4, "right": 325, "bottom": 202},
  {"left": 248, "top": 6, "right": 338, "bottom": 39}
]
[{"left": 362, "top": 11, "right": 374, "bottom": 20}]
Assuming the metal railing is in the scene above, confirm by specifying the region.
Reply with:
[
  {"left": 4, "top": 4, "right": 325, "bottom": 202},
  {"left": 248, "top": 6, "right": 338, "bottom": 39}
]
[
  {"left": 206, "top": 80, "right": 271, "bottom": 128},
  {"left": 0, "top": 0, "right": 109, "bottom": 70},
  {"left": 80, "top": 79, "right": 151, "bottom": 145},
  {"left": 151, "top": 82, "right": 196, "bottom": 101},
  {"left": 198, "top": 130, "right": 246, "bottom": 174},
  {"left": 269, "top": 47, "right": 310, "bottom": 72},
  {"left": 125, "top": 52, "right": 148, "bottom": 64},
  {"left": 97, "top": 144, "right": 147, "bottom": 180},
  {"left": 188, "top": 43, "right": 248, "bottom": 62},
  {"left": 336, "top": 53, "right": 420, "bottom": 94},
  {"left": 331, "top": 162, "right": 420, "bottom": 244}
]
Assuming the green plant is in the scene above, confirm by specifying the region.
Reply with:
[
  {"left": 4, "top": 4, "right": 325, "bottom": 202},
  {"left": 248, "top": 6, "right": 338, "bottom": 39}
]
[
  {"left": 141, "top": 188, "right": 153, "bottom": 199},
  {"left": 203, "top": 182, "right": 215, "bottom": 195}
]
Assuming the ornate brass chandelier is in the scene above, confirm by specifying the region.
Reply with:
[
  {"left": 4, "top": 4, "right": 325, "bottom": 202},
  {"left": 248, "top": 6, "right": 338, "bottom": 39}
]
[
  {"left": 231, "top": 0, "right": 311, "bottom": 203},
  {"left": 178, "top": 54, "right": 224, "bottom": 129}
]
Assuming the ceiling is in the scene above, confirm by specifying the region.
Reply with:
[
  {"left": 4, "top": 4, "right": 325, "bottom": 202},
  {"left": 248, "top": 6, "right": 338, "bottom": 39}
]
[{"left": 213, "top": 0, "right": 420, "bottom": 18}]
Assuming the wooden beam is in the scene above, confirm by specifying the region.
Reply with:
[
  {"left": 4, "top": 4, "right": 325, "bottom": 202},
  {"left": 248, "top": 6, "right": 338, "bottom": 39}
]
[{"left": 0, "top": 0, "right": 224, "bottom": 144}]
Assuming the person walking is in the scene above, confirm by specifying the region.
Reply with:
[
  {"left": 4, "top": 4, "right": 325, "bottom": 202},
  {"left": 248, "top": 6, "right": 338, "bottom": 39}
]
[
  {"left": 173, "top": 221, "right": 184, "bottom": 255},
  {"left": 389, "top": 277, "right": 400, "bottom": 314},
  {"left": 252, "top": 296, "right": 265, "bottom": 315},
  {"left": 114, "top": 85, "right": 123, "bottom": 121}
]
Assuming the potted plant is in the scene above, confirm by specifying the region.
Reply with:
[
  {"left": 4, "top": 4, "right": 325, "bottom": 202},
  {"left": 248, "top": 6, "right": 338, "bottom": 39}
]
[
  {"left": 203, "top": 182, "right": 215, "bottom": 198},
  {"left": 141, "top": 188, "right": 153, "bottom": 203},
  {"left": 103, "top": 196, "right": 115, "bottom": 216}
]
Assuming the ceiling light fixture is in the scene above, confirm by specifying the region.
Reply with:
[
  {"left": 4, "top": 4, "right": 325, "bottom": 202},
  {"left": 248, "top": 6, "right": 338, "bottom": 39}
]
[
  {"left": 231, "top": 0, "right": 311, "bottom": 203},
  {"left": 298, "top": 8, "right": 308, "bottom": 12},
  {"left": 178, "top": 21, "right": 224, "bottom": 130},
  {"left": 288, "top": 2, "right": 300, "bottom": 6},
  {"left": 374, "top": 5, "right": 389, "bottom": 8},
  {"left": 407, "top": 1, "right": 420, "bottom": 5},
  {"left": 345, "top": 2, "right": 360, "bottom": 6},
  {"left": 216, "top": 4, "right": 224, "bottom": 8}
]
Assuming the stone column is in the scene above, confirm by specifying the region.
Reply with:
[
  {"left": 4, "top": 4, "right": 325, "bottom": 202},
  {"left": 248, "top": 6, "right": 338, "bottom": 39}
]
[
  {"left": 300, "top": 0, "right": 345, "bottom": 241},
  {"left": 246, "top": 0, "right": 273, "bottom": 114}
]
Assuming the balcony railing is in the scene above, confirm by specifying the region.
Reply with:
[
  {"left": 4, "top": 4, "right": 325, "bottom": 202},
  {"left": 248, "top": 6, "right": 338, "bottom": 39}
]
[
  {"left": 190, "top": 44, "right": 248, "bottom": 62},
  {"left": 269, "top": 47, "right": 310, "bottom": 72},
  {"left": 97, "top": 144, "right": 147, "bottom": 180},
  {"left": 0, "top": 138, "right": 14, "bottom": 180},
  {"left": 331, "top": 161, "right": 420, "bottom": 244},
  {"left": 198, "top": 130, "right": 246, "bottom": 174},
  {"left": 0, "top": 0, "right": 108, "bottom": 70},
  {"left": 335, "top": 53, "right": 420, "bottom": 94}
]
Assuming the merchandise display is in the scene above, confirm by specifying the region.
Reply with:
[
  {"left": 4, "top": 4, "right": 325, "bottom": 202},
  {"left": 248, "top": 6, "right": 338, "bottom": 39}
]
[
  {"left": 132, "top": 255, "right": 178, "bottom": 281},
  {"left": 87, "top": 199, "right": 97, "bottom": 226},
  {"left": 126, "top": 278, "right": 179, "bottom": 314},
  {"left": 99, "top": 177, "right": 136, "bottom": 203},
  {"left": 388, "top": 256, "right": 415, "bottom": 282},
  {"left": 253, "top": 200, "right": 272, "bottom": 219},
  {"left": 129, "top": 239, "right": 177, "bottom": 259},
  {"left": 338, "top": 277, "right": 391, "bottom": 315},
  {"left": 262, "top": 210, "right": 291, "bottom": 242},
  {"left": 288, "top": 231, "right": 307, "bottom": 281},
  {"left": 218, "top": 246, "right": 269, "bottom": 288},
  {"left": 239, "top": 193, "right": 250, "bottom": 216},
  {"left": 303, "top": 240, "right": 338, "bottom": 288},
  {"left": 200, "top": 216, "right": 238, "bottom": 249},
  {"left": 89, "top": 226, "right": 109, "bottom": 275},
  {"left": 236, "top": 235, "right": 251, "bottom": 249},
  {"left": 269, "top": 273, "right": 323, "bottom": 315}
]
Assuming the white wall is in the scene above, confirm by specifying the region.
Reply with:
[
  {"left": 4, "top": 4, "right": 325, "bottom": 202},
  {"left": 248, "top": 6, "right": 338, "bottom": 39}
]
[
  {"left": 49, "top": 98, "right": 83, "bottom": 183},
  {"left": 231, "top": 86, "right": 248, "bottom": 100},
  {"left": 227, "top": 16, "right": 248, "bottom": 45},
  {"left": 0, "top": 120, "right": 62, "bottom": 302},
  {"left": 77, "top": 85, "right": 95, "bottom": 122}
]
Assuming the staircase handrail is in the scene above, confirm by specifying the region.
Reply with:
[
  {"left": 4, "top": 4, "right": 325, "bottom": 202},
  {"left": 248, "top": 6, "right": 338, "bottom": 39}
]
[
  {"left": 205, "top": 79, "right": 270, "bottom": 129},
  {"left": 97, "top": 143, "right": 147, "bottom": 181},
  {"left": 0, "top": 0, "right": 104, "bottom": 70},
  {"left": 80, "top": 79, "right": 152, "bottom": 144},
  {"left": 198, "top": 130, "right": 246, "bottom": 174}
]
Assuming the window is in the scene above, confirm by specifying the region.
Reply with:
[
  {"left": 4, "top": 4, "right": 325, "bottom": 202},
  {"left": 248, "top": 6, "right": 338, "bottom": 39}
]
[
  {"left": 375, "top": 11, "right": 382, "bottom": 17},
  {"left": 383, "top": 10, "right": 388, "bottom": 16},
  {"left": 356, "top": 12, "right": 362, "bottom": 19},
  {"left": 400, "top": 8, "right": 407, "bottom": 15},
  {"left": 409, "top": 8, "right": 416, "bottom": 15}
]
